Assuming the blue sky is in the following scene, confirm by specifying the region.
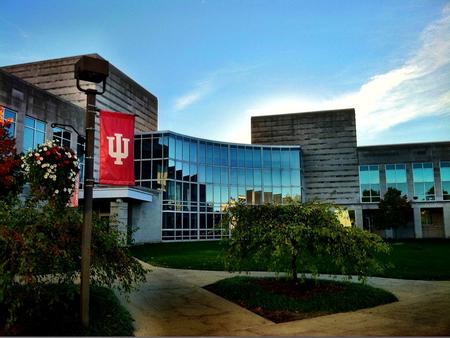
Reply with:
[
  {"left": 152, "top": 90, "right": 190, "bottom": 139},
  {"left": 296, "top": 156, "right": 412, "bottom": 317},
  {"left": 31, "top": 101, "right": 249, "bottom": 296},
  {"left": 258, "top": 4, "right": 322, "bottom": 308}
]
[{"left": 1, "top": 0, "right": 449, "bottom": 145}]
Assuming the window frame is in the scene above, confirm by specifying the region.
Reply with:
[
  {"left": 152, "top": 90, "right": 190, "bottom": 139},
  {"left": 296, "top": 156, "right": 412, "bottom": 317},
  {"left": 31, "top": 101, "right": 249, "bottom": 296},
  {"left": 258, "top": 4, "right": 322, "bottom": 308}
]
[
  {"left": 412, "top": 162, "right": 435, "bottom": 201},
  {"left": 23, "top": 115, "right": 46, "bottom": 151}
]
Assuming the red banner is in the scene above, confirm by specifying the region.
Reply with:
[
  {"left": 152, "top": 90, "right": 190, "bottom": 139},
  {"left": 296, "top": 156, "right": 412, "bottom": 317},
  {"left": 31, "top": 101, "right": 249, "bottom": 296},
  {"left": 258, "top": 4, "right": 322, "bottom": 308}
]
[{"left": 99, "top": 111, "right": 135, "bottom": 186}]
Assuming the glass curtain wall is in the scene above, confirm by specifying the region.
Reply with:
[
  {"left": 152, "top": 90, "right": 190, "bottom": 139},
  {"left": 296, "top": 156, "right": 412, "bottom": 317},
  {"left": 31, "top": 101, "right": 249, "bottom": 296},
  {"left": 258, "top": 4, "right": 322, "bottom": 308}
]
[{"left": 135, "top": 132, "right": 302, "bottom": 241}]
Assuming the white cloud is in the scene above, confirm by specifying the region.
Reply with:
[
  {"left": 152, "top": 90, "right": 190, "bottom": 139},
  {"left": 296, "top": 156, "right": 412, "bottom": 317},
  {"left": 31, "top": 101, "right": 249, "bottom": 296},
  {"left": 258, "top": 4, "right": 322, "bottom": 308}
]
[
  {"left": 171, "top": 63, "right": 263, "bottom": 112},
  {"left": 173, "top": 82, "right": 211, "bottom": 111},
  {"left": 224, "top": 3, "right": 450, "bottom": 144}
]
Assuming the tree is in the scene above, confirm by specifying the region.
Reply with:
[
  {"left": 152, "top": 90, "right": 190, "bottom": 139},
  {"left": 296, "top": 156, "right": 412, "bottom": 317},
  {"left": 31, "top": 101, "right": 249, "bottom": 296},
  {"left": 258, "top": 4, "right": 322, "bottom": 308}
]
[
  {"left": 0, "top": 120, "right": 24, "bottom": 200},
  {"left": 376, "top": 188, "right": 412, "bottom": 234},
  {"left": 0, "top": 137, "right": 145, "bottom": 332},
  {"left": 222, "top": 199, "right": 390, "bottom": 284}
]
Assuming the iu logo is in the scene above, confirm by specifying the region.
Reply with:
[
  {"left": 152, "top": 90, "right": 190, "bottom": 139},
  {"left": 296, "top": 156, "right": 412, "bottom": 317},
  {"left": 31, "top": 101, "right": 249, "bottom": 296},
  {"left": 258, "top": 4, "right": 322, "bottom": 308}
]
[{"left": 107, "top": 133, "right": 129, "bottom": 165}]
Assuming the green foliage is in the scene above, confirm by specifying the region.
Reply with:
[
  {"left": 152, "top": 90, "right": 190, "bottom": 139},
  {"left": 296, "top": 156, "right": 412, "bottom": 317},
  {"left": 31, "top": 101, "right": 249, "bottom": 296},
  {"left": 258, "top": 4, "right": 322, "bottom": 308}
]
[
  {"left": 376, "top": 187, "right": 412, "bottom": 230},
  {"left": 0, "top": 120, "right": 24, "bottom": 200},
  {"left": 222, "top": 200, "right": 390, "bottom": 282},
  {"left": 0, "top": 285, "right": 134, "bottom": 336},
  {"left": 22, "top": 140, "right": 79, "bottom": 208},
  {"left": 0, "top": 199, "right": 146, "bottom": 332}
]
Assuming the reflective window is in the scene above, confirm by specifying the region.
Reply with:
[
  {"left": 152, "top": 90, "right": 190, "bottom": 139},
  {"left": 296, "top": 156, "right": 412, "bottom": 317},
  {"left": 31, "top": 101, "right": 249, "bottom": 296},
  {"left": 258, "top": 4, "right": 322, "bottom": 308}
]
[
  {"left": 175, "top": 136, "right": 183, "bottom": 160},
  {"left": 134, "top": 138, "right": 141, "bottom": 158},
  {"left": 413, "top": 162, "right": 435, "bottom": 201},
  {"left": 290, "top": 150, "right": 300, "bottom": 169},
  {"left": 237, "top": 146, "right": 245, "bottom": 167},
  {"left": 52, "top": 127, "right": 71, "bottom": 148},
  {"left": 2, "top": 107, "right": 17, "bottom": 137},
  {"left": 190, "top": 140, "right": 198, "bottom": 163},
  {"left": 23, "top": 116, "right": 45, "bottom": 151},
  {"left": 253, "top": 148, "right": 261, "bottom": 168},
  {"left": 152, "top": 137, "right": 163, "bottom": 158},
  {"left": 230, "top": 146, "right": 237, "bottom": 167},
  {"left": 77, "top": 135, "right": 85, "bottom": 188},
  {"left": 359, "top": 165, "right": 380, "bottom": 202},
  {"left": 182, "top": 138, "right": 190, "bottom": 161},
  {"left": 220, "top": 145, "right": 228, "bottom": 166},
  {"left": 280, "top": 149, "right": 290, "bottom": 167},
  {"left": 199, "top": 142, "right": 206, "bottom": 164},
  {"left": 262, "top": 148, "right": 271, "bottom": 168},
  {"left": 271, "top": 148, "right": 280, "bottom": 168},
  {"left": 168, "top": 135, "right": 176, "bottom": 158},
  {"left": 206, "top": 143, "right": 213, "bottom": 165},
  {"left": 142, "top": 138, "right": 152, "bottom": 158},
  {"left": 385, "top": 164, "right": 407, "bottom": 196},
  {"left": 440, "top": 162, "right": 450, "bottom": 200}
]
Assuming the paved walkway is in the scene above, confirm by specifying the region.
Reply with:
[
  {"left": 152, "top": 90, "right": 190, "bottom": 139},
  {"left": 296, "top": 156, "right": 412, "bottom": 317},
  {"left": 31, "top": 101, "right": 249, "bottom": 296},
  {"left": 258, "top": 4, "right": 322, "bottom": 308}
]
[{"left": 117, "top": 262, "right": 450, "bottom": 336}]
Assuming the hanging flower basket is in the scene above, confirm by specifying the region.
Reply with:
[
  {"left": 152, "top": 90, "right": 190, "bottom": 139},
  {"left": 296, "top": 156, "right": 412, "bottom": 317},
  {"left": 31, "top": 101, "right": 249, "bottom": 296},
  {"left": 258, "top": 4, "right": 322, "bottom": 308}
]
[{"left": 22, "top": 141, "right": 80, "bottom": 208}]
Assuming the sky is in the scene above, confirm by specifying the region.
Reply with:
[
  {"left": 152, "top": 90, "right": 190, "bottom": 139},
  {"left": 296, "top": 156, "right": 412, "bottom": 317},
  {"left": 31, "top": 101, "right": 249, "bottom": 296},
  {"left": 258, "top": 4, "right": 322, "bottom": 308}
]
[{"left": 1, "top": 0, "right": 449, "bottom": 146}]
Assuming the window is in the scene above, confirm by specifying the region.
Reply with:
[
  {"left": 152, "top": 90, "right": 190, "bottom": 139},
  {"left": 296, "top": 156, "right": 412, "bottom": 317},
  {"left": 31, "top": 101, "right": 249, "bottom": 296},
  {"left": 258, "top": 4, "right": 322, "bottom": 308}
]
[
  {"left": 385, "top": 164, "right": 407, "bottom": 196},
  {"left": 359, "top": 165, "right": 380, "bottom": 202},
  {"left": 413, "top": 163, "right": 435, "bottom": 201},
  {"left": 52, "top": 127, "right": 71, "bottom": 148},
  {"left": 77, "top": 135, "right": 85, "bottom": 187},
  {"left": 1, "top": 107, "right": 17, "bottom": 137},
  {"left": 440, "top": 161, "right": 450, "bottom": 200},
  {"left": 23, "top": 116, "right": 46, "bottom": 151}
]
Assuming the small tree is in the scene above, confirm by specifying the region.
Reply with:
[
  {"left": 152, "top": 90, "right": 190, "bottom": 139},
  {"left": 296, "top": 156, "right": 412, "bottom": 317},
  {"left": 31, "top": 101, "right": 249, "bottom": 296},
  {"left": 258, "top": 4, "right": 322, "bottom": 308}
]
[
  {"left": 0, "top": 120, "right": 24, "bottom": 200},
  {"left": 376, "top": 188, "right": 412, "bottom": 236},
  {"left": 222, "top": 199, "right": 390, "bottom": 283},
  {"left": 0, "top": 139, "right": 145, "bottom": 332}
]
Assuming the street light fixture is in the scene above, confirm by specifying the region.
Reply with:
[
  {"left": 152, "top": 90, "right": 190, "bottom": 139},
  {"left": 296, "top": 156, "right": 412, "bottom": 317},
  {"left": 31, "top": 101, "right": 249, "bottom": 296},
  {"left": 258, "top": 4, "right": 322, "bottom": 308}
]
[{"left": 75, "top": 55, "right": 109, "bottom": 328}]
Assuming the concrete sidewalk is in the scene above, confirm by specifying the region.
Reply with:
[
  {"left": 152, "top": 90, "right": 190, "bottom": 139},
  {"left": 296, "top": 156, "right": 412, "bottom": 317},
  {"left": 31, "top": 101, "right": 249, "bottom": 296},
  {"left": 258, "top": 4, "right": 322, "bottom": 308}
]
[{"left": 117, "top": 263, "right": 450, "bottom": 336}]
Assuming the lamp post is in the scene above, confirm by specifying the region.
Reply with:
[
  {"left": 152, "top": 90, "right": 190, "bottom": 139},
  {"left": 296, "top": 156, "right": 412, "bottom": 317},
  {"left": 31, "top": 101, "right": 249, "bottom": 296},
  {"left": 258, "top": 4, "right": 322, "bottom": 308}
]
[{"left": 74, "top": 56, "right": 109, "bottom": 327}]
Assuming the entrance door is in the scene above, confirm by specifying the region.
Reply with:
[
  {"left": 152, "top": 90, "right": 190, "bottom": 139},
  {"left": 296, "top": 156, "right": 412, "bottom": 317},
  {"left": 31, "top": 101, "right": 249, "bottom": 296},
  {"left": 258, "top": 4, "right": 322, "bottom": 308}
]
[{"left": 421, "top": 208, "right": 444, "bottom": 238}]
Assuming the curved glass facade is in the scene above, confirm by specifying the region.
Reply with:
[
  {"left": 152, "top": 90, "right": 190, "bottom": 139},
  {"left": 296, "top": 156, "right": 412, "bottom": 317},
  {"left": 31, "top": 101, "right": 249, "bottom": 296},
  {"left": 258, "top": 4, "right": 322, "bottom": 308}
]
[{"left": 134, "top": 131, "right": 302, "bottom": 241}]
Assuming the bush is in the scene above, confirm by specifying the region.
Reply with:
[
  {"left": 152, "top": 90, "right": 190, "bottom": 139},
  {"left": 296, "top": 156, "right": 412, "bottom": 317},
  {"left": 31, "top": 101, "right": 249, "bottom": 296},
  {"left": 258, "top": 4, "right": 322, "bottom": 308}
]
[
  {"left": 0, "top": 199, "right": 146, "bottom": 332},
  {"left": 222, "top": 199, "right": 390, "bottom": 283}
]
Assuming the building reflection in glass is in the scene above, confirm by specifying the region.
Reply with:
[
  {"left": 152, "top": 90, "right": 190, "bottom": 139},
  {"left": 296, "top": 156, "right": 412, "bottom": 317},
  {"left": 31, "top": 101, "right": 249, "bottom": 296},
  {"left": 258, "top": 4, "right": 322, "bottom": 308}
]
[{"left": 134, "top": 132, "right": 302, "bottom": 241}]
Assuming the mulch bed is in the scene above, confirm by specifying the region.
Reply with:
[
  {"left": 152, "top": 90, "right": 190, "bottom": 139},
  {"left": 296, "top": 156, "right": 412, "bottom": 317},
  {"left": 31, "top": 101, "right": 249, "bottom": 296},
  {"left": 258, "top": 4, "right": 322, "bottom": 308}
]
[{"left": 251, "top": 279, "right": 345, "bottom": 322}]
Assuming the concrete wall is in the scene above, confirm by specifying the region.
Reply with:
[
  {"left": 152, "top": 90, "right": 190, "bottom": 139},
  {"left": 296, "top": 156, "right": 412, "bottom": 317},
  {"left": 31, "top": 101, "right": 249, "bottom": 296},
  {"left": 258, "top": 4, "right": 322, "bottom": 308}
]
[
  {"left": 2, "top": 54, "right": 158, "bottom": 132},
  {"left": 251, "top": 109, "right": 359, "bottom": 205},
  {"left": 131, "top": 191, "right": 162, "bottom": 243},
  {"left": 0, "top": 69, "right": 84, "bottom": 153}
]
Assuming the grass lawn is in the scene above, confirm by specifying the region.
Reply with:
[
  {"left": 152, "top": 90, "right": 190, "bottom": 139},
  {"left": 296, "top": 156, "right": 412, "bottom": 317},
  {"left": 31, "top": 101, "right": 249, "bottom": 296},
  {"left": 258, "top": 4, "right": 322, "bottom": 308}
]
[
  {"left": 131, "top": 239, "right": 450, "bottom": 280},
  {"left": 131, "top": 240, "right": 229, "bottom": 270},
  {"left": 0, "top": 284, "right": 134, "bottom": 336},
  {"left": 205, "top": 276, "right": 397, "bottom": 322}
]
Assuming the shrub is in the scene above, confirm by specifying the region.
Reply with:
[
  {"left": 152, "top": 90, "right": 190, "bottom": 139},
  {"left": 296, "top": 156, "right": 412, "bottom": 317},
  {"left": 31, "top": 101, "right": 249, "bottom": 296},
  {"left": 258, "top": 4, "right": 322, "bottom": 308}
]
[
  {"left": 222, "top": 199, "right": 390, "bottom": 283},
  {"left": 0, "top": 200, "right": 146, "bottom": 332}
]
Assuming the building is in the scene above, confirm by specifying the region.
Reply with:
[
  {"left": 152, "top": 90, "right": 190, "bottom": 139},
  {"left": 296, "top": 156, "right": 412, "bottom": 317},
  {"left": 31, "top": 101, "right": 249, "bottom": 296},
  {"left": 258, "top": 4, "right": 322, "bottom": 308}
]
[
  {"left": 134, "top": 131, "right": 302, "bottom": 241},
  {"left": 1, "top": 55, "right": 449, "bottom": 241},
  {"left": 0, "top": 56, "right": 161, "bottom": 244},
  {"left": 252, "top": 109, "right": 450, "bottom": 239}
]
